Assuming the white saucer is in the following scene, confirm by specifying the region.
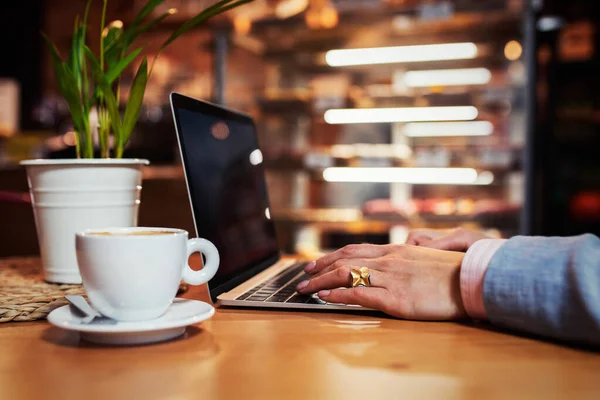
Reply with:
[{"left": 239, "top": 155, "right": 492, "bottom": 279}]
[{"left": 47, "top": 298, "right": 214, "bottom": 345}]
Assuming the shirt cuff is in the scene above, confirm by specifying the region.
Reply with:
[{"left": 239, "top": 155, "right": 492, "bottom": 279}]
[{"left": 460, "top": 238, "right": 507, "bottom": 320}]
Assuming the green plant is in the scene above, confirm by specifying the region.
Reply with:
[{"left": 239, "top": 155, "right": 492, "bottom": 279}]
[{"left": 43, "top": 0, "right": 252, "bottom": 158}]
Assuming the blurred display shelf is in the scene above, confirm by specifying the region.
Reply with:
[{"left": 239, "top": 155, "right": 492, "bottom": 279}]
[
  {"left": 262, "top": 146, "right": 520, "bottom": 171},
  {"left": 271, "top": 207, "right": 412, "bottom": 223},
  {"left": 272, "top": 208, "right": 367, "bottom": 223},
  {"left": 272, "top": 208, "right": 518, "bottom": 245},
  {"left": 257, "top": 92, "right": 515, "bottom": 116},
  {"left": 270, "top": 207, "right": 499, "bottom": 230},
  {"left": 271, "top": 207, "right": 407, "bottom": 235},
  {"left": 142, "top": 165, "right": 185, "bottom": 180},
  {"left": 263, "top": 160, "right": 519, "bottom": 178},
  {"left": 255, "top": 10, "right": 521, "bottom": 58}
]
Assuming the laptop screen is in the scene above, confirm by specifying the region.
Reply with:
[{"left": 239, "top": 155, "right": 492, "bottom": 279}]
[{"left": 170, "top": 93, "right": 281, "bottom": 298}]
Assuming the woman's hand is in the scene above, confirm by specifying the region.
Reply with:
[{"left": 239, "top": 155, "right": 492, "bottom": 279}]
[
  {"left": 405, "top": 227, "right": 491, "bottom": 252},
  {"left": 298, "top": 244, "right": 467, "bottom": 320}
]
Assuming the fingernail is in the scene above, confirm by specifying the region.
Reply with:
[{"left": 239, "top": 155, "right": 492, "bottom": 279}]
[
  {"left": 318, "top": 290, "right": 331, "bottom": 297},
  {"left": 304, "top": 261, "right": 316, "bottom": 273},
  {"left": 296, "top": 280, "right": 309, "bottom": 291}
]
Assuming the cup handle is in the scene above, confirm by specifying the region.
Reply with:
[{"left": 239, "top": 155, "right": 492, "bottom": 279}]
[{"left": 182, "top": 238, "right": 220, "bottom": 285}]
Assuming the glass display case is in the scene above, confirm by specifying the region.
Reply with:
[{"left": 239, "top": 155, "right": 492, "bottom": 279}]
[{"left": 239, "top": 0, "right": 528, "bottom": 254}]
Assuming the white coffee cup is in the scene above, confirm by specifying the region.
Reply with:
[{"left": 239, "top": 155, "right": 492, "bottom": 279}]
[{"left": 75, "top": 227, "right": 219, "bottom": 321}]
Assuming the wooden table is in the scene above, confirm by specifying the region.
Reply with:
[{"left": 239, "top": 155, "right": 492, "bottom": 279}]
[{"left": 1, "top": 268, "right": 600, "bottom": 399}]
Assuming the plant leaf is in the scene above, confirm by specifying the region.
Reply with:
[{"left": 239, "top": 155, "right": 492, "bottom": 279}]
[
  {"left": 85, "top": 46, "right": 121, "bottom": 145},
  {"left": 105, "top": 10, "right": 170, "bottom": 62},
  {"left": 103, "top": 25, "right": 123, "bottom": 50},
  {"left": 42, "top": 32, "right": 65, "bottom": 64},
  {"left": 81, "top": 0, "right": 92, "bottom": 112},
  {"left": 131, "top": 0, "right": 165, "bottom": 29},
  {"left": 120, "top": 57, "right": 148, "bottom": 153},
  {"left": 58, "top": 66, "right": 86, "bottom": 129},
  {"left": 68, "top": 4, "right": 93, "bottom": 158},
  {"left": 103, "top": 24, "right": 124, "bottom": 69},
  {"left": 136, "top": 11, "right": 172, "bottom": 34},
  {"left": 43, "top": 33, "right": 83, "bottom": 157},
  {"left": 105, "top": 47, "right": 143, "bottom": 84},
  {"left": 105, "top": 0, "right": 165, "bottom": 59},
  {"left": 82, "top": 0, "right": 91, "bottom": 28},
  {"left": 67, "top": 16, "right": 82, "bottom": 94},
  {"left": 100, "top": 0, "right": 108, "bottom": 68},
  {"left": 58, "top": 63, "right": 89, "bottom": 156},
  {"left": 65, "top": 0, "right": 93, "bottom": 120},
  {"left": 160, "top": 0, "right": 253, "bottom": 50},
  {"left": 123, "top": 11, "right": 171, "bottom": 49},
  {"left": 44, "top": 35, "right": 89, "bottom": 129},
  {"left": 97, "top": 106, "right": 111, "bottom": 158}
]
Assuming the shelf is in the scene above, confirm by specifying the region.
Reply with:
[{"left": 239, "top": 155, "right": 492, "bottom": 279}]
[
  {"left": 142, "top": 166, "right": 185, "bottom": 180},
  {"left": 271, "top": 208, "right": 407, "bottom": 234},
  {"left": 271, "top": 206, "right": 519, "bottom": 235},
  {"left": 271, "top": 208, "right": 366, "bottom": 223},
  {"left": 271, "top": 207, "right": 487, "bottom": 226},
  {"left": 262, "top": 149, "right": 519, "bottom": 177}
]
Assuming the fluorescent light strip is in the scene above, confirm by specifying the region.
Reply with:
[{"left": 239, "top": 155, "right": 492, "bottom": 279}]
[
  {"left": 330, "top": 144, "right": 412, "bottom": 159},
  {"left": 325, "top": 42, "right": 478, "bottom": 67},
  {"left": 324, "top": 106, "right": 478, "bottom": 124},
  {"left": 403, "top": 68, "right": 492, "bottom": 87},
  {"left": 323, "top": 167, "right": 494, "bottom": 185},
  {"left": 475, "top": 171, "right": 495, "bottom": 185},
  {"left": 404, "top": 121, "right": 493, "bottom": 137}
]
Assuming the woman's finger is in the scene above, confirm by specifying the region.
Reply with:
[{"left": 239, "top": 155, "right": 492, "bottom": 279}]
[
  {"left": 296, "top": 266, "right": 385, "bottom": 294},
  {"left": 312, "top": 257, "right": 391, "bottom": 277},
  {"left": 306, "top": 244, "right": 389, "bottom": 274},
  {"left": 405, "top": 229, "right": 449, "bottom": 246},
  {"left": 317, "top": 286, "right": 389, "bottom": 310},
  {"left": 405, "top": 232, "right": 433, "bottom": 246},
  {"left": 418, "top": 235, "right": 468, "bottom": 251},
  {"left": 419, "top": 230, "right": 476, "bottom": 251},
  {"left": 415, "top": 228, "right": 490, "bottom": 252}
]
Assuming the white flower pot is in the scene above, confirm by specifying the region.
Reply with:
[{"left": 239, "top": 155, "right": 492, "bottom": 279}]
[{"left": 20, "top": 159, "right": 150, "bottom": 284}]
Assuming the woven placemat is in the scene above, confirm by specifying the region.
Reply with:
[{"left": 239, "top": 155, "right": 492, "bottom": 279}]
[
  {"left": 0, "top": 257, "right": 188, "bottom": 323},
  {"left": 0, "top": 257, "right": 85, "bottom": 323}
]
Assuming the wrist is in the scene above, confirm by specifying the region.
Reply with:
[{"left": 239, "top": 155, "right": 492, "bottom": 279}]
[
  {"left": 453, "top": 253, "right": 468, "bottom": 319},
  {"left": 460, "top": 239, "right": 507, "bottom": 320}
]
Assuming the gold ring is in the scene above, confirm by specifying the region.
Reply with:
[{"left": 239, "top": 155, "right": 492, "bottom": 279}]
[{"left": 350, "top": 267, "right": 371, "bottom": 288}]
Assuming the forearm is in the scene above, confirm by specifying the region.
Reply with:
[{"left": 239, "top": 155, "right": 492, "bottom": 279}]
[{"left": 481, "top": 234, "right": 600, "bottom": 346}]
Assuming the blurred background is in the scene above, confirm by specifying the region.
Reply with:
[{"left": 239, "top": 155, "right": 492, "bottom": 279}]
[{"left": 1, "top": 0, "right": 599, "bottom": 258}]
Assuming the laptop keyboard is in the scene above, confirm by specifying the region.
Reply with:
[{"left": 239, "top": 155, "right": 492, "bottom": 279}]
[{"left": 235, "top": 262, "right": 324, "bottom": 304}]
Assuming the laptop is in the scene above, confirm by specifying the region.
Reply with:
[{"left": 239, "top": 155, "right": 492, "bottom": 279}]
[{"left": 169, "top": 92, "right": 363, "bottom": 311}]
